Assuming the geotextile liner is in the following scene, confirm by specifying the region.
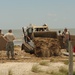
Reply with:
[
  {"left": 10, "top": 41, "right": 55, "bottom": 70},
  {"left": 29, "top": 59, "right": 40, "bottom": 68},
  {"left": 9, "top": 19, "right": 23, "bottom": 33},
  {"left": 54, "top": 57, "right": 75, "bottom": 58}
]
[{"left": 33, "top": 37, "right": 61, "bottom": 57}]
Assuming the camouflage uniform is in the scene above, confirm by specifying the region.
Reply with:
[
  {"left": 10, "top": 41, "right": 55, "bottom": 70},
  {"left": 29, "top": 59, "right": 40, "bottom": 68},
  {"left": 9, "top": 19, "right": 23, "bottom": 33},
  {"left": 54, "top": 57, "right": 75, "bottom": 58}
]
[{"left": 6, "top": 42, "right": 14, "bottom": 58}]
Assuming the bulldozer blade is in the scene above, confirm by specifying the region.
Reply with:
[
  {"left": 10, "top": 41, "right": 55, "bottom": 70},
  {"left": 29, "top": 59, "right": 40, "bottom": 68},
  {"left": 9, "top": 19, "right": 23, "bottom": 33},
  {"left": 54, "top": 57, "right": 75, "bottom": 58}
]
[{"left": 33, "top": 31, "right": 57, "bottom": 38}]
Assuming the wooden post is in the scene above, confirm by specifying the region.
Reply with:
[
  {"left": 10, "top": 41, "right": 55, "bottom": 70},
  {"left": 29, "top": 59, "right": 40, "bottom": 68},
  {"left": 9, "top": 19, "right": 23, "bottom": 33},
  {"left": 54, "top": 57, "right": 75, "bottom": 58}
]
[{"left": 69, "top": 41, "right": 73, "bottom": 75}]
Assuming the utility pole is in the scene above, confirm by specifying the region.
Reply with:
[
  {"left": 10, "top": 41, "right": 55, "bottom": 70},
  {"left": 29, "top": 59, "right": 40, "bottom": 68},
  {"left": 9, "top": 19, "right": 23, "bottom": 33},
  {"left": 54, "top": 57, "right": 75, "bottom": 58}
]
[{"left": 69, "top": 41, "right": 73, "bottom": 75}]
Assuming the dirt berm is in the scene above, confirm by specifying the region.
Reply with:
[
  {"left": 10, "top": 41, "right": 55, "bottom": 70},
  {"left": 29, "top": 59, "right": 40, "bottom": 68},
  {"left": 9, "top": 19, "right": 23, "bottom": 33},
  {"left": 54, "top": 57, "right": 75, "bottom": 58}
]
[{"left": 33, "top": 38, "right": 61, "bottom": 57}]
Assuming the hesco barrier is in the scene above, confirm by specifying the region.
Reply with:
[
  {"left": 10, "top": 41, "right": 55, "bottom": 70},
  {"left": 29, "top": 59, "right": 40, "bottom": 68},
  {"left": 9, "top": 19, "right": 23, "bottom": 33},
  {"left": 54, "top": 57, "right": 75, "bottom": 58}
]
[{"left": 0, "top": 36, "right": 7, "bottom": 50}]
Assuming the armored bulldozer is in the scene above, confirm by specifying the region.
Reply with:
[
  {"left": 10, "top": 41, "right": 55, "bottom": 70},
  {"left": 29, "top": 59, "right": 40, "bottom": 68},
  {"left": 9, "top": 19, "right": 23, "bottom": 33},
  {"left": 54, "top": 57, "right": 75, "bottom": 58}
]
[{"left": 21, "top": 24, "right": 61, "bottom": 57}]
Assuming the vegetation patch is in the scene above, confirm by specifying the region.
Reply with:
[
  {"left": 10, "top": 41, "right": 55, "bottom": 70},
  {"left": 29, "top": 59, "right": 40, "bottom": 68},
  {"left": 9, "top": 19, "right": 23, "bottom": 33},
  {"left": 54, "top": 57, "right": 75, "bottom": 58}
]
[
  {"left": 39, "top": 60, "right": 49, "bottom": 66},
  {"left": 63, "top": 60, "right": 69, "bottom": 65},
  {"left": 31, "top": 64, "right": 42, "bottom": 73},
  {"left": 46, "top": 70, "right": 64, "bottom": 75},
  {"left": 73, "top": 70, "right": 75, "bottom": 75},
  {"left": 8, "top": 69, "right": 13, "bottom": 75},
  {"left": 50, "top": 58, "right": 55, "bottom": 62},
  {"left": 59, "top": 66, "right": 68, "bottom": 75}
]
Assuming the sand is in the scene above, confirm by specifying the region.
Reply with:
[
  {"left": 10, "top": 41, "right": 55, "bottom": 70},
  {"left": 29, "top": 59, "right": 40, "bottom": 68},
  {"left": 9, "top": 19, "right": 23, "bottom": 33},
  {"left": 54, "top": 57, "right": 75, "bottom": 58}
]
[
  {"left": 0, "top": 46, "right": 75, "bottom": 75},
  {"left": 0, "top": 62, "right": 67, "bottom": 75}
]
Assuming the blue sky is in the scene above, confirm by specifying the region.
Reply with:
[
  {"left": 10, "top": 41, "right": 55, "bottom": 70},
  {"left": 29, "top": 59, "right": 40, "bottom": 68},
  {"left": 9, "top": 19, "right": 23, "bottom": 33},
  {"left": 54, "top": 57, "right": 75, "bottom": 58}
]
[{"left": 0, "top": 0, "right": 75, "bottom": 29}]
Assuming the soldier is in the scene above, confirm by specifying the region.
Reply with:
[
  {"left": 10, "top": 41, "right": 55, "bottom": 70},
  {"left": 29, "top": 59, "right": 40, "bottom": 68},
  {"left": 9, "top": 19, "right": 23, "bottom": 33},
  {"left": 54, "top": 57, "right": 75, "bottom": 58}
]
[
  {"left": 0, "top": 29, "right": 1, "bottom": 35},
  {"left": 4, "top": 29, "right": 15, "bottom": 59},
  {"left": 0, "top": 29, "right": 4, "bottom": 36},
  {"left": 63, "top": 28, "right": 70, "bottom": 52}
]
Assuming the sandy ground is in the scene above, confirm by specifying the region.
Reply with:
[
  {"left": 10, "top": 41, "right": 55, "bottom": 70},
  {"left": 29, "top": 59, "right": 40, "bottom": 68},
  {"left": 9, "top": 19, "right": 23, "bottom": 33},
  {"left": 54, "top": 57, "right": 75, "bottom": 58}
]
[
  {"left": 0, "top": 46, "right": 69, "bottom": 63},
  {"left": 0, "top": 62, "right": 67, "bottom": 75},
  {"left": 0, "top": 46, "right": 75, "bottom": 75}
]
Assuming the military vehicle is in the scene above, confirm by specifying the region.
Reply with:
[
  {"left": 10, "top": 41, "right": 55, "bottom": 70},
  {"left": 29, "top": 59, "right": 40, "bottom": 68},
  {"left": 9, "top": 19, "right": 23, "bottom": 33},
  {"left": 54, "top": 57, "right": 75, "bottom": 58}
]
[{"left": 21, "top": 24, "right": 61, "bottom": 57}]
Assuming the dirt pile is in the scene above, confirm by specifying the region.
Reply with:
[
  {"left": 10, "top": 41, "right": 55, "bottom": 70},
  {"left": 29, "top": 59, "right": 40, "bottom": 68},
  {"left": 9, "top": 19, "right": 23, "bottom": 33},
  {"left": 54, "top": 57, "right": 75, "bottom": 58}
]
[{"left": 33, "top": 38, "right": 61, "bottom": 57}]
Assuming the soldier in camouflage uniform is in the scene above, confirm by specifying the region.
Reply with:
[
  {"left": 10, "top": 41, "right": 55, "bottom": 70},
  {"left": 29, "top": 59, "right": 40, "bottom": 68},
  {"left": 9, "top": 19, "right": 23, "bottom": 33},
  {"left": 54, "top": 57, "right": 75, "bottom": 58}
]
[{"left": 4, "top": 29, "right": 15, "bottom": 59}]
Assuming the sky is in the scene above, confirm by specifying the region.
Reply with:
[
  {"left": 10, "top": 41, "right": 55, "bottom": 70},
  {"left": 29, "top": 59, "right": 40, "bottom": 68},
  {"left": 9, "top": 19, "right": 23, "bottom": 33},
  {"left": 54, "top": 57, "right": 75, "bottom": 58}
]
[{"left": 0, "top": 0, "right": 75, "bottom": 29}]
